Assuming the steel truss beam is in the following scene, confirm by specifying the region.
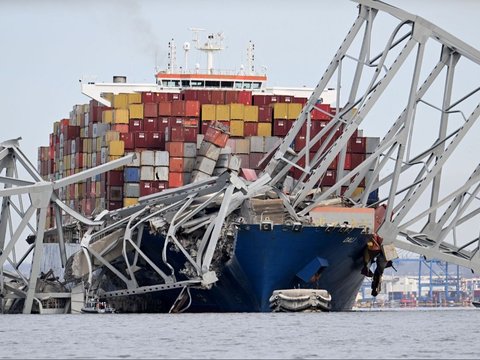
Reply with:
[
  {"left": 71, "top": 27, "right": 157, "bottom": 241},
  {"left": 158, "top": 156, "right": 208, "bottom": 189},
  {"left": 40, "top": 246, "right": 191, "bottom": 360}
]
[
  {"left": 262, "top": 0, "right": 480, "bottom": 272},
  {"left": 0, "top": 139, "right": 135, "bottom": 313}
]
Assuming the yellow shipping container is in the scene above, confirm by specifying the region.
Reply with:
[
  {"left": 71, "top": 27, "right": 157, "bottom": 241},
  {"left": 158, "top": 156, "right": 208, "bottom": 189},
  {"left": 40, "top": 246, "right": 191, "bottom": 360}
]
[
  {"left": 109, "top": 140, "right": 125, "bottom": 156},
  {"left": 244, "top": 105, "right": 259, "bottom": 122},
  {"left": 105, "top": 131, "right": 120, "bottom": 143},
  {"left": 127, "top": 93, "right": 142, "bottom": 104},
  {"left": 96, "top": 182, "right": 102, "bottom": 195},
  {"left": 102, "top": 109, "right": 114, "bottom": 124},
  {"left": 273, "top": 103, "right": 288, "bottom": 119},
  {"left": 258, "top": 123, "right": 272, "bottom": 136},
  {"left": 201, "top": 104, "right": 216, "bottom": 121},
  {"left": 114, "top": 109, "right": 129, "bottom": 124},
  {"left": 351, "top": 187, "right": 365, "bottom": 198},
  {"left": 103, "top": 92, "right": 114, "bottom": 104},
  {"left": 124, "top": 197, "right": 139, "bottom": 207},
  {"left": 230, "top": 120, "right": 244, "bottom": 137},
  {"left": 113, "top": 93, "right": 129, "bottom": 109},
  {"left": 128, "top": 103, "right": 144, "bottom": 119},
  {"left": 108, "top": 155, "right": 122, "bottom": 162},
  {"left": 216, "top": 104, "right": 230, "bottom": 121},
  {"left": 287, "top": 103, "right": 302, "bottom": 119},
  {"left": 229, "top": 103, "right": 244, "bottom": 120}
]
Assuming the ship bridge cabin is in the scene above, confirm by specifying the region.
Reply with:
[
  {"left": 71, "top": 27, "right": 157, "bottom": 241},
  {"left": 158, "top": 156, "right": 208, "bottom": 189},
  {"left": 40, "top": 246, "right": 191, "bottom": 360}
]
[{"left": 155, "top": 73, "right": 268, "bottom": 91}]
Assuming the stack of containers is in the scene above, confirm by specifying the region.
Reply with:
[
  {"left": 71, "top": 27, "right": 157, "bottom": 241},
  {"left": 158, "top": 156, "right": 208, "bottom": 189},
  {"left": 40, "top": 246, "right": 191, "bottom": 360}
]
[
  {"left": 38, "top": 87, "right": 374, "bottom": 224},
  {"left": 192, "top": 121, "right": 230, "bottom": 182}
]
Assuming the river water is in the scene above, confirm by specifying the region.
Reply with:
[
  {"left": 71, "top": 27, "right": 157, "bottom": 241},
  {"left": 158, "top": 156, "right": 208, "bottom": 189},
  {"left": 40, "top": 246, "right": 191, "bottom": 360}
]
[{"left": 1, "top": 308, "right": 479, "bottom": 359}]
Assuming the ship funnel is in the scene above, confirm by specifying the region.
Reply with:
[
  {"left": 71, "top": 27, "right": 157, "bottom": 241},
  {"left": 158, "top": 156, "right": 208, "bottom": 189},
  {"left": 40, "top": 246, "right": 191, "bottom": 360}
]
[{"left": 113, "top": 76, "right": 127, "bottom": 83}]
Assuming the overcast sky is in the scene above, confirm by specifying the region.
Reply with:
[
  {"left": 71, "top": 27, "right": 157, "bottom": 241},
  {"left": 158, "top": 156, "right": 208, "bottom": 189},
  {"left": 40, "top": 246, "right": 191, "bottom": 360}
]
[{"left": 0, "top": 0, "right": 478, "bottom": 164}]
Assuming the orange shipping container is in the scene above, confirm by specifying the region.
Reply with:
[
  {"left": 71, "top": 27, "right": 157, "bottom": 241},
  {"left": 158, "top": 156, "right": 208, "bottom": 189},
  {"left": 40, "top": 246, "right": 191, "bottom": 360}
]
[
  {"left": 168, "top": 172, "right": 183, "bottom": 188},
  {"left": 158, "top": 102, "right": 172, "bottom": 116},
  {"left": 185, "top": 100, "right": 200, "bottom": 117},
  {"left": 166, "top": 142, "right": 184, "bottom": 157}
]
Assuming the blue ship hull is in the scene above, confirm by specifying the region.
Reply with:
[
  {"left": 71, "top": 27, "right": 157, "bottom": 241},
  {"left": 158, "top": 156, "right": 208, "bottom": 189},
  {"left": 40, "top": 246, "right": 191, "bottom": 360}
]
[{"left": 127, "top": 223, "right": 368, "bottom": 313}]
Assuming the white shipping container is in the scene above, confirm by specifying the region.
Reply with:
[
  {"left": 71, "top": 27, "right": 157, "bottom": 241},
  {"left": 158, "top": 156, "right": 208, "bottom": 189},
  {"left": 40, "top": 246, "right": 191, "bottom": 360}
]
[
  {"left": 154, "top": 151, "right": 169, "bottom": 166},
  {"left": 141, "top": 150, "right": 155, "bottom": 166},
  {"left": 191, "top": 169, "right": 212, "bottom": 183},
  {"left": 249, "top": 136, "right": 265, "bottom": 153},
  {"left": 265, "top": 136, "right": 282, "bottom": 152},
  {"left": 235, "top": 138, "right": 250, "bottom": 154},
  {"left": 124, "top": 183, "right": 140, "bottom": 198},
  {"left": 198, "top": 141, "right": 221, "bottom": 161},
  {"left": 196, "top": 134, "right": 204, "bottom": 149},
  {"left": 194, "top": 156, "right": 217, "bottom": 175},
  {"left": 183, "top": 158, "right": 195, "bottom": 172},
  {"left": 183, "top": 143, "right": 197, "bottom": 158},
  {"left": 140, "top": 166, "right": 155, "bottom": 181},
  {"left": 154, "top": 166, "right": 169, "bottom": 181}
]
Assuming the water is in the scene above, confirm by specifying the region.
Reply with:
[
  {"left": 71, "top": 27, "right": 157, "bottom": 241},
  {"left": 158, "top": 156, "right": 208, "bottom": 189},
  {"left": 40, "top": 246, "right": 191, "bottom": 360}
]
[{"left": 1, "top": 308, "right": 479, "bottom": 359}]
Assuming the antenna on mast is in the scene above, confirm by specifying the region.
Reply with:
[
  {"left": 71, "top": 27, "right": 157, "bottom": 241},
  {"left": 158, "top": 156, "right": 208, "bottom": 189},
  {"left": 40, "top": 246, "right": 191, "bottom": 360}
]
[
  {"left": 167, "top": 38, "right": 177, "bottom": 74},
  {"left": 189, "top": 28, "right": 224, "bottom": 74},
  {"left": 246, "top": 40, "right": 255, "bottom": 75}
]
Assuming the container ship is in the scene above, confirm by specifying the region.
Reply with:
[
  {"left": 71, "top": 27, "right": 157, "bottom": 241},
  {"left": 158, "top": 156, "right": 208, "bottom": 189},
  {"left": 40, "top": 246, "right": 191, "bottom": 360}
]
[{"left": 36, "top": 32, "right": 383, "bottom": 313}]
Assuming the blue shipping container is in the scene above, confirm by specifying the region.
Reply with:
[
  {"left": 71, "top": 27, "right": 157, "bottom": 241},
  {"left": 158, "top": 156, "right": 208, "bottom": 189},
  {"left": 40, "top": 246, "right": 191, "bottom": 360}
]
[{"left": 124, "top": 167, "right": 140, "bottom": 183}]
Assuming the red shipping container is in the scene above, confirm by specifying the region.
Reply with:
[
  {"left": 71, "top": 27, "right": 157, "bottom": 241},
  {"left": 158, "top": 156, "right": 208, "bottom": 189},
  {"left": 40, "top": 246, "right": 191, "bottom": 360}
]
[
  {"left": 166, "top": 142, "right": 184, "bottom": 157},
  {"left": 168, "top": 172, "right": 184, "bottom": 188},
  {"left": 134, "top": 132, "right": 148, "bottom": 148},
  {"left": 170, "top": 93, "right": 180, "bottom": 101},
  {"left": 183, "top": 118, "right": 199, "bottom": 128},
  {"left": 258, "top": 106, "right": 272, "bottom": 122},
  {"left": 237, "top": 90, "right": 252, "bottom": 105},
  {"left": 348, "top": 136, "right": 366, "bottom": 153},
  {"left": 197, "top": 90, "right": 211, "bottom": 105},
  {"left": 252, "top": 95, "right": 267, "bottom": 106},
  {"left": 171, "top": 100, "right": 185, "bottom": 116},
  {"left": 120, "top": 133, "right": 135, "bottom": 150},
  {"left": 129, "top": 118, "right": 143, "bottom": 132},
  {"left": 312, "top": 103, "right": 332, "bottom": 120},
  {"left": 157, "top": 117, "right": 171, "bottom": 133},
  {"left": 321, "top": 170, "right": 337, "bottom": 186},
  {"left": 185, "top": 100, "right": 200, "bottom": 117},
  {"left": 169, "top": 125, "right": 185, "bottom": 142},
  {"left": 183, "top": 127, "right": 198, "bottom": 143},
  {"left": 107, "top": 201, "right": 122, "bottom": 211},
  {"left": 294, "top": 135, "right": 306, "bottom": 152},
  {"left": 210, "top": 90, "right": 225, "bottom": 105},
  {"left": 140, "top": 181, "right": 154, "bottom": 197},
  {"left": 224, "top": 90, "right": 238, "bottom": 104},
  {"left": 273, "top": 119, "right": 292, "bottom": 137},
  {"left": 147, "top": 131, "right": 165, "bottom": 150},
  {"left": 244, "top": 122, "right": 258, "bottom": 137},
  {"left": 182, "top": 89, "right": 198, "bottom": 101},
  {"left": 154, "top": 181, "right": 169, "bottom": 192},
  {"left": 63, "top": 125, "right": 80, "bottom": 140},
  {"left": 60, "top": 118, "right": 70, "bottom": 129},
  {"left": 283, "top": 95, "right": 293, "bottom": 103},
  {"left": 204, "top": 126, "right": 229, "bottom": 148},
  {"left": 158, "top": 102, "right": 172, "bottom": 116},
  {"left": 201, "top": 121, "right": 211, "bottom": 134},
  {"left": 293, "top": 97, "right": 308, "bottom": 105},
  {"left": 106, "top": 170, "right": 124, "bottom": 186},
  {"left": 157, "top": 93, "right": 170, "bottom": 102},
  {"left": 142, "top": 92, "right": 155, "bottom": 103},
  {"left": 350, "top": 153, "right": 366, "bottom": 169},
  {"left": 169, "top": 157, "right": 184, "bottom": 173},
  {"left": 144, "top": 102, "right": 158, "bottom": 118},
  {"left": 144, "top": 118, "right": 158, "bottom": 132}
]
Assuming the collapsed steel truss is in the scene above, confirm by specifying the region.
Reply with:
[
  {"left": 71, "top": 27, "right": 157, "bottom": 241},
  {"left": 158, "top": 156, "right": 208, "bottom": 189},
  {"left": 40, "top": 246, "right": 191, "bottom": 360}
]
[
  {"left": 1, "top": 0, "right": 479, "bottom": 313},
  {"left": 266, "top": 0, "right": 480, "bottom": 272}
]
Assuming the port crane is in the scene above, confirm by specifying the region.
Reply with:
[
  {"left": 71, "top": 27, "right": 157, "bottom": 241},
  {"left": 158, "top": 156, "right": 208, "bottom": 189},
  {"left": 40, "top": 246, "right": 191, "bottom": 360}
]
[{"left": 1, "top": 0, "right": 479, "bottom": 313}]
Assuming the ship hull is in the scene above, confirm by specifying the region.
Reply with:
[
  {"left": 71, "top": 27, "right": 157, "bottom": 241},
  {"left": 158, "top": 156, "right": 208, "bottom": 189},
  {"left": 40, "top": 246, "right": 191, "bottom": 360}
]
[{"left": 106, "top": 224, "right": 368, "bottom": 313}]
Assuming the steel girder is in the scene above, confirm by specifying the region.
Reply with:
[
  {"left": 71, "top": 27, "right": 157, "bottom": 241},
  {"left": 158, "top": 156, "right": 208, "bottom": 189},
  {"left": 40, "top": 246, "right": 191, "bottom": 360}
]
[
  {"left": 262, "top": 0, "right": 480, "bottom": 272},
  {"left": 0, "top": 139, "right": 135, "bottom": 313}
]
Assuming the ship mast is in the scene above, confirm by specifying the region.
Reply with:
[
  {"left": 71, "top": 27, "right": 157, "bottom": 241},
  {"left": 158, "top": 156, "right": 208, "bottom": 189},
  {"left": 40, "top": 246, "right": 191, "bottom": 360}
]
[{"left": 191, "top": 28, "right": 224, "bottom": 74}]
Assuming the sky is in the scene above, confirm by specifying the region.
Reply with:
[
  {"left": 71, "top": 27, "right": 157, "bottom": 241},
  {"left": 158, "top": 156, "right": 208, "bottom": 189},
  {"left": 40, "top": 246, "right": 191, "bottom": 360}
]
[{"left": 1, "top": 0, "right": 480, "bottom": 262}]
